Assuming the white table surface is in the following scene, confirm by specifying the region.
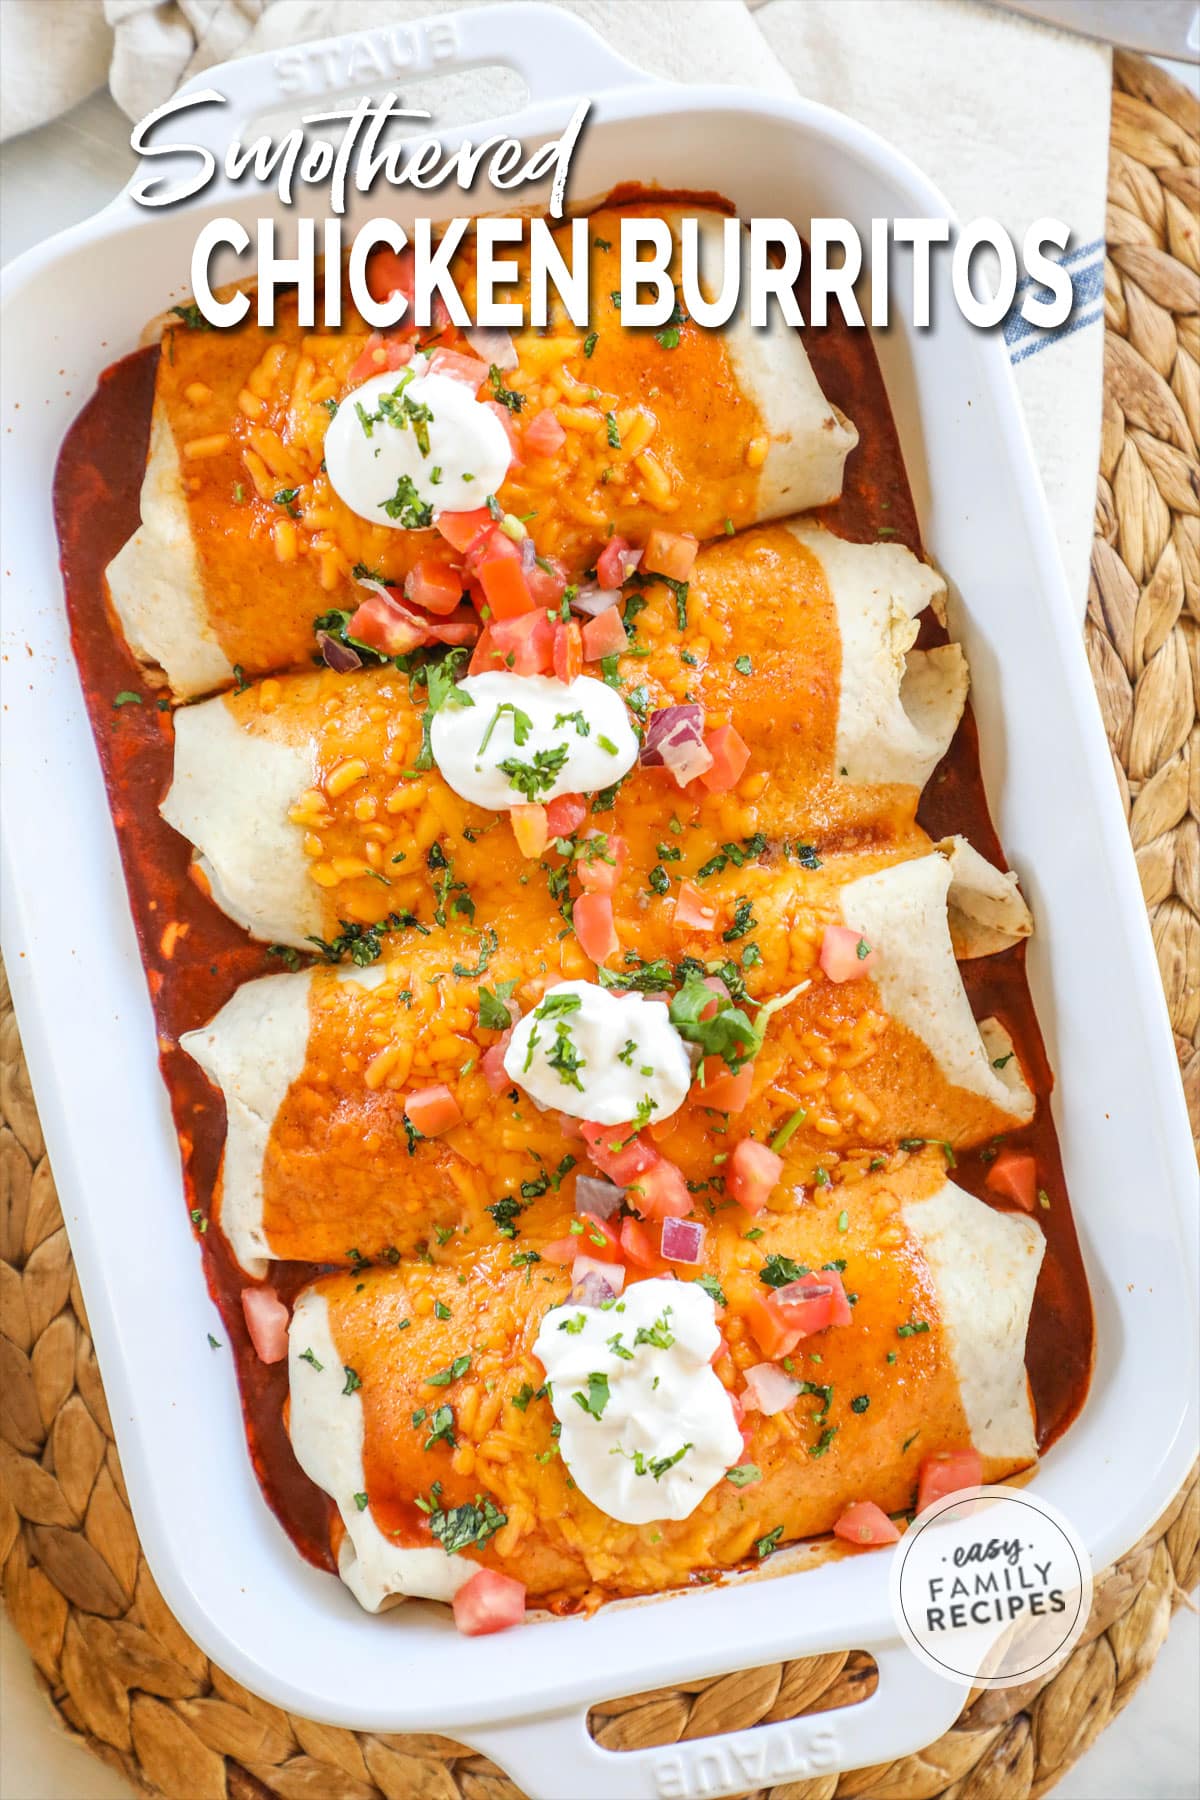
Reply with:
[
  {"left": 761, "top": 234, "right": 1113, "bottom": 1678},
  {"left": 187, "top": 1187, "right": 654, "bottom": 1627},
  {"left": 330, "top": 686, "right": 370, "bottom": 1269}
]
[{"left": 1, "top": 81, "right": 1197, "bottom": 1800}]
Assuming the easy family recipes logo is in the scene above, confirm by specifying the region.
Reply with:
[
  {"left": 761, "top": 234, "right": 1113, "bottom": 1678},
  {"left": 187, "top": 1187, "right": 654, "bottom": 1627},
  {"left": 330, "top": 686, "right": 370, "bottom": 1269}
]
[
  {"left": 890, "top": 1486, "right": 1093, "bottom": 1690},
  {"left": 130, "top": 89, "right": 1081, "bottom": 337}
]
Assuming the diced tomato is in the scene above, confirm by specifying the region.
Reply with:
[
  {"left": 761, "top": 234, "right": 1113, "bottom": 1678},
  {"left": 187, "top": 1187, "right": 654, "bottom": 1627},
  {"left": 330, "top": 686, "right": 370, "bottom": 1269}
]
[
  {"left": 541, "top": 1236, "right": 579, "bottom": 1266},
  {"left": 643, "top": 527, "right": 699, "bottom": 582},
  {"left": 827, "top": 1268, "right": 853, "bottom": 1325},
  {"left": 347, "top": 591, "right": 430, "bottom": 657},
  {"left": 917, "top": 1449, "right": 984, "bottom": 1514},
  {"left": 985, "top": 1149, "right": 1038, "bottom": 1212},
  {"left": 546, "top": 793, "right": 587, "bottom": 838},
  {"left": 478, "top": 552, "right": 535, "bottom": 620},
  {"left": 423, "top": 606, "right": 479, "bottom": 647},
  {"left": 748, "top": 1270, "right": 851, "bottom": 1359},
  {"left": 699, "top": 975, "right": 729, "bottom": 1021},
  {"left": 348, "top": 332, "right": 412, "bottom": 384},
  {"left": 526, "top": 554, "right": 567, "bottom": 608},
  {"left": 484, "top": 398, "right": 521, "bottom": 460},
  {"left": 575, "top": 1212, "right": 623, "bottom": 1262},
  {"left": 524, "top": 407, "right": 567, "bottom": 457},
  {"left": 727, "top": 1138, "right": 784, "bottom": 1213},
  {"left": 574, "top": 892, "right": 619, "bottom": 963},
  {"left": 552, "top": 619, "right": 583, "bottom": 684},
  {"left": 627, "top": 1156, "right": 691, "bottom": 1221},
  {"left": 744, "top": 1293, "right": 801, "bottom": 1362},
  {"left": 695, "top": 1057, "right": 755, "bottom": 1113},
  {"left": 698, "top": 723, "right": 750, "bottom": 794},
  {"left": 404, "top": 553, "right": 465, "bottom": 617},
  {"left": 436, "top": 508, "right": 493, "bottom": 554},
  {"left": 365, "top": 245, "right": 415, "bottom": 306},
  {"left": 596, "top": 536, "right": 630, "bottom": 591},
  {"left": 581, "top": 609, "right": 628, "bottom": 661},
  {"left": 469, "top": 625, "right": 499, "bottom": 673},
  {"left": 619, "top": 1216, "right": 659, "bottom": 1269},
  {"left": 487, "top": 610, "right": 555, "bottom": 674},
  {"left": 481, "top": 1033, "right": 514, "bottom": 1095},
  {"left": 820, "top": 924, "right": 878, "bottom": 983},
  {"left": 834, "top": 1501, "right": 902, "bottom": 1548},
  {"left": 674, "top": 881, "right": 717, "bottom": 932},
  {"left": 775, "top": 1268, "right": 852, "bottom": 1332},
  {"left": 242, "top": 1286, "right": 289, "bottom": 1365},
  {"left": 404, "top": 1083, "right": 462, "bottom": 1136},
  {"left": 576, "top": 831, "right": 626, "bottom": 895},
  {"left": 582, "top": 1121, "right": 659, "bottom": 1187},
  {"left": 428, "top": 349, "right": 488, "bottom": 391},
  {"left": 452, "top": 1568, "right": 526, "bottom": 1637},
  {"left": 510, "top": 805, "right": 549, "bottom": 858}
]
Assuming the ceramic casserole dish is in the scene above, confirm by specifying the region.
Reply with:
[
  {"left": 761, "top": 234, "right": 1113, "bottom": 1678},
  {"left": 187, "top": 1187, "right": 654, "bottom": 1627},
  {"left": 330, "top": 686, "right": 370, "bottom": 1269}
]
[{"left": 1, "top": 7, "right": 1196, "bottom": 1797}]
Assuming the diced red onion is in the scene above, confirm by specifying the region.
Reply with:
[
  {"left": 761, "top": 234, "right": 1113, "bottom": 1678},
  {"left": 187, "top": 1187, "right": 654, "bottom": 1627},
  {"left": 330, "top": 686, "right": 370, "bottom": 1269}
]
[
  {"left": 570, "top": 583, "right": 622, "bottom": 617},
  {"left": 570, "top": 1255, "right": 626, "bottom": 1305},
  {"left": 575, "top": 1176, "right": 622, "bottom": 1221},
  {"left": 743, "top": 1363, "right": 801, "bottom": 1416},
  {"left": 317, "top": 631, "right": 362, "bottom": 674},
  {"left": 660, "top": 1218, "right": 705, "bottom": 1264},
  {"left": 520, "top": 534, "right": 537, "bottom": 572},
  {"left": 465, "top": 326, "right": 518, "bottom": 370},
  {"left": 640, "top": 705, "right": 715, "bottom": 786},
  {"left": 620, "top": 547, "right": 643, "bottom": 579}
]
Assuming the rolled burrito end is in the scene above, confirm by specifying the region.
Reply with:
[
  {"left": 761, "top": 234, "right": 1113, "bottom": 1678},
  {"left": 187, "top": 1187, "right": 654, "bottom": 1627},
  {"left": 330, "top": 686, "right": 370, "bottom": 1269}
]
[
  {"left": 161, "top": 696, "right": 321, "bottom": 949},
  {"left": 288, "top": 1287, "right": 477, "bottom": 1613},
  {"left": 840, "top": 850, "right": 1036, "bottom": 1125},
  {"left": 105, "top": 406, "right": 234, "bottom": 700},
  {"left": 180, "top": 970, "right": 314, "bottom": 1275},
  {"left": 938, "top": 835, "right": 1034, "bottom": 959},
  {"left": 904, "top": 1179, "right": 1045, "bottom": 1466},
  {"left": 781, "top": 523, "right": 965, "bottom": 788}
]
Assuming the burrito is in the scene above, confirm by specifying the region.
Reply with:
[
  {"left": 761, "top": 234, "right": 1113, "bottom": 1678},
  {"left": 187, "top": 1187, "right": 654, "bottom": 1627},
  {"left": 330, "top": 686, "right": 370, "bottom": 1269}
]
[
  {"left": 108, "top": 205, "right": 858, "bottom": 699},
  {"left": 181, "top": 843, "right": 1033, "bottom": 1274},
  {"left": 283, "top": 1152, "right": 1044, "bottom": 1612},
  {"left": 161, "top": 520, "right": 963, "bottom": 950}
]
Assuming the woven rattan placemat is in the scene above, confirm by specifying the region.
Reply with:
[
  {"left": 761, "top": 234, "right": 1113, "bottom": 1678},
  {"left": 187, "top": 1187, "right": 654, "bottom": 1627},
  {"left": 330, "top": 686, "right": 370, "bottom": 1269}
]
[{"left": 2, "top": 47, "right": 1196, "bottom": 1800}]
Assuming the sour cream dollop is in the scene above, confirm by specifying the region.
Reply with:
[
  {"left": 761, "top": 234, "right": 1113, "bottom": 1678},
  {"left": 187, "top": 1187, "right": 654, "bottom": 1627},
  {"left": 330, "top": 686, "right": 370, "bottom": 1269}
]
[
  {"left": 431, "top": 672, "right": 638, "bottom": 811},
  {"left": 534, "top": 1278, "right": 742, "bottom": 1525},
  {"left": 503, "top": 979, "right": 691, "bottom": 1125},
  {"left": 324, "top": 358, "right": 512, "bottom": 524}
]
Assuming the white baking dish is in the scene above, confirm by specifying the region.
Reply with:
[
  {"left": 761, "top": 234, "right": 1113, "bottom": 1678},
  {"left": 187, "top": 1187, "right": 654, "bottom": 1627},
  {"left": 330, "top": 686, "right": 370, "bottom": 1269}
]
[{"left": 1, "top": 7, "right": 1196, "bottom": 1796}]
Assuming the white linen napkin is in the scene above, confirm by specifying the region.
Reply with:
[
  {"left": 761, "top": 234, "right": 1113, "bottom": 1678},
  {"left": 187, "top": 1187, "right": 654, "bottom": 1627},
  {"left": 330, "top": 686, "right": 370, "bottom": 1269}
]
[
  {"left": 752, "top": 0, "right": 1111, "bottom": 615},
  {"left": 0, "top": 0, "right": 1110, "bottom": 613}
]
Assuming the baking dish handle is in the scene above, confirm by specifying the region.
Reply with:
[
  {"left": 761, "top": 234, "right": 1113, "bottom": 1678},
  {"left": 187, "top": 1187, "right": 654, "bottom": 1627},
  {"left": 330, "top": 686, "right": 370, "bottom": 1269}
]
[
  {"left": 459, "top": 1641, "right": 964, "bottom": 1800},
  {"left": 160, "top": 0, "right": 655, "bottom": 161}
]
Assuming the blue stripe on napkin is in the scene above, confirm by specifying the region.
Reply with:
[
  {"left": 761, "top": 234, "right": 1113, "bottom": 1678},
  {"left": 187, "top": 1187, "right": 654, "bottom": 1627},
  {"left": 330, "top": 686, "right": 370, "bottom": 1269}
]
[{"left": 1005, "top": 240, "right": 1105, "bottom": 365}]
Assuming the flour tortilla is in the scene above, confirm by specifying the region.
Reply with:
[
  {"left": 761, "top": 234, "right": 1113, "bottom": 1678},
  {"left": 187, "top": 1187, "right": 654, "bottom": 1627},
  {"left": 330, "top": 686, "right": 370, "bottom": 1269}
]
[
  {"left": 839, "top": 851, "right": 1036, "bottom": 1121},
  {"left": 180, "top": 970, "right": 314, "bottom": 1276},
  {"left": 105, "top": 404, "right": 235, "bottom": 700},
  {"left": 181, "top": 963, "right": 390, "bottom": 1274},
  {"left": 287, "top": 1287, "right": 476, "bottom": 1613},
  {"left": 160, "top": 695, "right": 321, "bottom": 949},
  {"left": 685, "top": 211, "right": 858, "bottom": 518},
  {"left": 938, "top": 834, "right": 1033, "bottom": 959},
  {"left": 904, "top": 1179, "right": 1044, "bottom": 1464},
  {"left": 782, "top": 522, "right": 968, "bottom": 789}
]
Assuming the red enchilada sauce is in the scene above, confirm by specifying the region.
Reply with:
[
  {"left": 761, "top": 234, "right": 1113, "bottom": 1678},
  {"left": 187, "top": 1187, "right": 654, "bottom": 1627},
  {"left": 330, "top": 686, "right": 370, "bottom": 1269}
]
[{"left": 53, "top": 274, "right": 1092, "bottom": 1574}]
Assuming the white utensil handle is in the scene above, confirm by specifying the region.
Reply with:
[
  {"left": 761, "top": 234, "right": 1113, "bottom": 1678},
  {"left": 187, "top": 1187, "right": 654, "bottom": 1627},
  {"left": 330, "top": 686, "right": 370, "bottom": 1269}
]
[
  {"left": 161, "top": 0, "right": 654, "bottom": 162},
  {"left": 460, "top": 1641, "right": 963, "bottom": 1800}
]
